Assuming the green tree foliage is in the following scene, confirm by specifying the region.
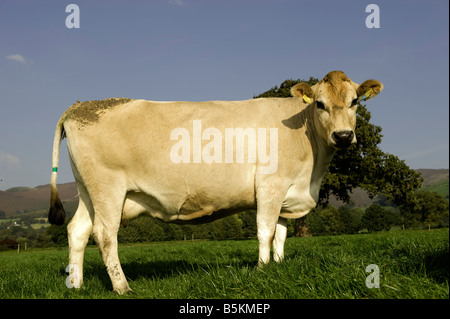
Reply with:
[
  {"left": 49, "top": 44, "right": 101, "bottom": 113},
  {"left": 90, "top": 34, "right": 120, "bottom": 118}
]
[
  {"left": 212, "top": 214, "right": 243, "bottom": 240},
  {"left": 46, "top": 220, "right": 69, "bottom": 245},
  {"left": 307, "top": 205, "right": 366, "bottom": 236},
  {"left": 118, "top": 216, "right": 165, "bottom": 242},
  {"left": 339, "top": 206, "right": 364, "bottom": 234},
  {"left": 402, "top": 191, "right": 449, "bottom": 228},
  {"left": 116, "top": 211, "right": 256, "bottom": 244},
  {"left": 319, "top": 206, "right": 345, "bottom": 235},
  {"left": 308, "top": 203, "right": 403, "bottom": 236},
  {"left": 239, "top": 210, "right": 257, "bottom": 238},
  {"left": 254, "top": 77, "right": 319, "bottom": 98},
  {"left": 361, "top": 204, "right": 396, "bottom": 232}
]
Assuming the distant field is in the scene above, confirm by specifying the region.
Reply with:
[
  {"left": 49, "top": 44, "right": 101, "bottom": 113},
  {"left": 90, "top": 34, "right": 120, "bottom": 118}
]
[
  {"left": 423, "top": 179, "right": 449, "bottom": 199},
  {"left": 0, "top": 229, "right": 448, "bottom": 299}
]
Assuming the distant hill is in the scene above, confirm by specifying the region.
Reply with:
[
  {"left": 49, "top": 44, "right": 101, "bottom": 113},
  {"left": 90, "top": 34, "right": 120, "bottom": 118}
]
[
  {"left": 0, "top": 169, "right": 448, "bottom": 217},
  {"left": 418, "top": 169, "right": 449, "bottom": 199},
  {"left": 329, "top": 168, "right": 449, "bottom": 206},
  {"left": 417, "top": 169, "right": 449, "bottom": 186},
  {"left": 328, "top": 187, "right": 374, "bottom": 208},
  {"left": 0, "top": 183, "right": 78, "bottom": 216}
]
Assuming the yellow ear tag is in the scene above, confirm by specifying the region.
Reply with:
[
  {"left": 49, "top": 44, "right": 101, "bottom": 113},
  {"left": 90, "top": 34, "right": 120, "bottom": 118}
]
[
  {"left": 361, "top": 88, "right": 373, "bottom": 101},
  {"left": 302, "top": 94, "right": 311, "bottom": 104}
]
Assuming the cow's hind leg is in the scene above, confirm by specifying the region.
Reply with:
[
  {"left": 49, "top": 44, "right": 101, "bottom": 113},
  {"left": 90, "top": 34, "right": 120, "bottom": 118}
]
[
  {"left": 91, "top": 192, "right": 131, "bottom": 294},
  {"left": 67, "top": 187, "right": 93, "bottom": 289}
]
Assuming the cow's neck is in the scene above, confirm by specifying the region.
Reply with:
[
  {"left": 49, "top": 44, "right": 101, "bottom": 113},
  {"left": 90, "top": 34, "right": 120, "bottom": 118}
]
[
  {"left": 313, "top": 141, "right": 335, "bottom": 180},
  {"left": 308, "top": 130, "right": 336, "bottom": 200}
]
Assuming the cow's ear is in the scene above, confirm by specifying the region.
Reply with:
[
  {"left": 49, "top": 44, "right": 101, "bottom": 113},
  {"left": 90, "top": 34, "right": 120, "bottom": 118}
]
[
  {"left": 291, "top": 83, "right": 314, "bottom": 104},
  {"left": 356, "top": 79, "right": 383, "bottom": 101}
]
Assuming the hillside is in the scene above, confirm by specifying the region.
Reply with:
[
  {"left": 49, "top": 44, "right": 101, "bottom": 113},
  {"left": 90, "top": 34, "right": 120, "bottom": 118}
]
[
  {"left": 417, "top": 169, "right": 449, "bottom": 187},
  {"left": 417, "top": 169, "right": 449, "bottom": 199},
  {"left": 0, "top": 182, "right": 78, "bottom": 216},
  {"left": 0, "top": 169, "right": 448, "bottom": 217}
]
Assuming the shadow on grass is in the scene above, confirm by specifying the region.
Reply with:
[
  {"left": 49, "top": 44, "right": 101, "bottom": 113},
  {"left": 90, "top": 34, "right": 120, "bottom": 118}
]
[
  {"left": 390, "top": 244, "right": 449, "bottom": 284},
  {"left": 59, "top": 256, "right": 258, "bottom": 292},
  {"left": 420, "top": 247, "right": 449, "bottom": 283}
]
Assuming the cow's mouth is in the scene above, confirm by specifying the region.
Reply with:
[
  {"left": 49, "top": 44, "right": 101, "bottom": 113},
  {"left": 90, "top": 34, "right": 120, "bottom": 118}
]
[
  {"left": 329, "top": 130, "right": 356, "bottom": 150},
  {"left": 332, "top": 141, "right": 354, "bottom": 150}
]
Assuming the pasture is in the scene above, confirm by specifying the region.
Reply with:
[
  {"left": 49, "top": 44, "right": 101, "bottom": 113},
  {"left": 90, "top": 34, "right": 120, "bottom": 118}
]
[{"left": 0, "top": 228, "right": 448, "bottom": 299}]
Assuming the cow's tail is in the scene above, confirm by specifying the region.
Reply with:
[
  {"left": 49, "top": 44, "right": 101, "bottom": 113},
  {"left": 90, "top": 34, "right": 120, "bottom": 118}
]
[{"left": 48, "top": 117, "right": 66, "bottom": 225}]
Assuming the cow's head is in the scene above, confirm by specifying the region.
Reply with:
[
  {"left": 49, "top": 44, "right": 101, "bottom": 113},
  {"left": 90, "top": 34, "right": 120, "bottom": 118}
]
[{"left": 291, "top": 70, "right": 383, "bottom": 149}]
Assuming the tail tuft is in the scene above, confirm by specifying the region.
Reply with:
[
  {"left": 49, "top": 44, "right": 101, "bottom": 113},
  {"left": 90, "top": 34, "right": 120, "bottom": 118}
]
[
  {"left": 48, "top": 116, "right": 66, "bottom": 226},
  {"left": 48, "top": 184, "right": 66, "bottom": 225}
]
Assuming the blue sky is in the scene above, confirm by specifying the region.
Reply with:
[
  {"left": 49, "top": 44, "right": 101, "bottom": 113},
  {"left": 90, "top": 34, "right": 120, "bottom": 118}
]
[{"left": 0, "top": 0, "right": 448, "bottom": 190}]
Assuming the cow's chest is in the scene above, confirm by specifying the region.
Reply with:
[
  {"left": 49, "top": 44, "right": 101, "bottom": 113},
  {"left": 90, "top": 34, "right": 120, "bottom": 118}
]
[{"left": 280, "top": 179, "right": 321, "bottom": 219}]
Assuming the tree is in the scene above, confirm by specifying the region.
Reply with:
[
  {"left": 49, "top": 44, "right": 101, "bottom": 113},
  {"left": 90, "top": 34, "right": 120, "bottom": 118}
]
[
  {"left": 212, "top": 214, "right": 243, "bottom": 240},
  {"left": 118, "top": 216, "right": 165, "bottom": 243},
  {"left": 306, "top": 204, "right": 365, "bottom": 236},
  {"left": 254, "top": 77, "right": 423, "bottom": 235},
  {"left": 305, "top": 206, "right": 324, "bottom": 236},
  {"left": 404, "top": 191, "right": 449, "bottom": 228},
  {"left": 46, "top": 220, "right": 69, "bottom": 245},
  {"left": 339, "top": 206, "right": 364, "bottom": 234},
  {"left": 320, "top": 206, "right": 345, "bottom": 235},
  {"left": 239, "top": 210, "right": 257, "bottom": 238},
  {"left": 361, "top": 204, "right": 394, "bottom": 232}
]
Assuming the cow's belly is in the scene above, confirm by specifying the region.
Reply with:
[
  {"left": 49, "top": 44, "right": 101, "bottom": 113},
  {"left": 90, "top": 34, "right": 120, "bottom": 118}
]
[{"left": 121, "top": 182, "right": 256, "bottom": 225}]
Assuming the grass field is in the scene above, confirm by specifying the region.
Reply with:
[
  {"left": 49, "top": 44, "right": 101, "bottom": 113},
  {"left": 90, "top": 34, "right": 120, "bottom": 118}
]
[{"left": 0, "top": 228, "right": 448, "bottom": 299}]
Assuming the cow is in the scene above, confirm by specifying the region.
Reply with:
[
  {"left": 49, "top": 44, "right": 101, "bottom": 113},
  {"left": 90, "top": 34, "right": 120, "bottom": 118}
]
[{"left": 48, "top": 70, "right": 383, "bottom": 294}]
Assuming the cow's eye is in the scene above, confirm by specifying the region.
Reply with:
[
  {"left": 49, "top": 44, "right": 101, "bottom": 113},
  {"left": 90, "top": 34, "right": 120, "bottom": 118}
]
[
  {"left": 316, "top": 101, "right": 325, "bottom": 110},
  {"left": 351, "top": 98, "right": 358, "bottom": 107}
]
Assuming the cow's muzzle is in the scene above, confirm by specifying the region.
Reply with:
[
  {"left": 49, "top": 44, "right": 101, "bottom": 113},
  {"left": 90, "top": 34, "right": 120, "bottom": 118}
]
[{"left": 331, "top": 130, "right": 355, "bottom": 149}]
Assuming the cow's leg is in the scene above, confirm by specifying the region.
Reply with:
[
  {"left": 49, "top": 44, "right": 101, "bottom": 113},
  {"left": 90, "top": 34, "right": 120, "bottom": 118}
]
[
  {"left": 67, "top": 190, "right": 93, "bottom": 289},
  {"left": 91, "top": 193, "right": 131, "bottom": 294},
  {"left": 273, "top": 217, "right": 287, "bottom": 263},
  {"left": 256, "top": 188, "right": 284, "bottom": 266}
]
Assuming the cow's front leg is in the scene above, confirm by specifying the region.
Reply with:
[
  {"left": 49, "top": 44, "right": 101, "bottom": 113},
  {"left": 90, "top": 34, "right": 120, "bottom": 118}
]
[
  {"left": 273, "top": 217, "right": 287, "bottom": 263},
  {"left": 256, "top": 188, "right": 284, "bottom": 266}
]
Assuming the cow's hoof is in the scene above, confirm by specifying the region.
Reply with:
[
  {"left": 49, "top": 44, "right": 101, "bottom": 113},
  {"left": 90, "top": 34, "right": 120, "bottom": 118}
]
[{"left": 113, "top": 288, "right": 134, "bottom": 295}]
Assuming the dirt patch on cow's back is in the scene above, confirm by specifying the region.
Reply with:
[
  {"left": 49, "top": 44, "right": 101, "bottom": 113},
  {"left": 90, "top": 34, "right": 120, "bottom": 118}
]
[{"left": 63, "top": 98, "right": 134, "bottom": 127}]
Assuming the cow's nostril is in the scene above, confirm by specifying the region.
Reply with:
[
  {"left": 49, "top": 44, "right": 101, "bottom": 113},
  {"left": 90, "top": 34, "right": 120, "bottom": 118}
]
[{"left": 332, "top": 130, "right": 354, "bottom": 145}]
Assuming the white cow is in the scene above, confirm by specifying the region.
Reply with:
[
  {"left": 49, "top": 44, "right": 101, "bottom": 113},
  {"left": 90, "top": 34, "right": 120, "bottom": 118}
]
[{"left": 49, "top": 70, "right": 383, "bottom": 293}]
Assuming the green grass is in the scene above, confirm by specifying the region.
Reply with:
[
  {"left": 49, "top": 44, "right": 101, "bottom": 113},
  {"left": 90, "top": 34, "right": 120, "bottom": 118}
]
[{"left": 0, "top": 229, "right": 448, "bottom": 299}]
